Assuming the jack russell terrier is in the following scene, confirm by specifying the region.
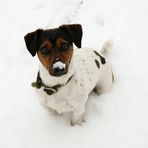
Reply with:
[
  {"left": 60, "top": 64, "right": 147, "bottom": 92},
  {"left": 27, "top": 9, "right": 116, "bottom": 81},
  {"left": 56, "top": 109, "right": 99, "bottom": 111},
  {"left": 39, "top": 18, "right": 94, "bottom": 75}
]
[{"left": 24, "top": 24, "right": 114, "bottom": 125}]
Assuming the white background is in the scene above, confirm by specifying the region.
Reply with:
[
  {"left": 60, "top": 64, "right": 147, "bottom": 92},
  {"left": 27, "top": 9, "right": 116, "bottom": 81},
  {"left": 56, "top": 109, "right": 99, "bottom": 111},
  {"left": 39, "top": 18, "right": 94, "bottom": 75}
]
[{"left": 0, "top": 0, "right": 148, "bottom": 147}]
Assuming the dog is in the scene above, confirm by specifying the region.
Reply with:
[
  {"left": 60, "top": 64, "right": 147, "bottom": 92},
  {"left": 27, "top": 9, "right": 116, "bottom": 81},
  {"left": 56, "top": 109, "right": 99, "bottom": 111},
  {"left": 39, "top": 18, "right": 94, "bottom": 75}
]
[{"left": 24, "top": 24, "right": 113, "bottom": 125}]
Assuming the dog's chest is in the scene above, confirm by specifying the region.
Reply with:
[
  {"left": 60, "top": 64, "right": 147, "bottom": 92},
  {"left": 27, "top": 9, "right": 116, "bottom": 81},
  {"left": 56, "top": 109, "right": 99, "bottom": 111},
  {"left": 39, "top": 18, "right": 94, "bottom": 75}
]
[{"left": 35, "top": 78, "right": 83, "bottom": 113}]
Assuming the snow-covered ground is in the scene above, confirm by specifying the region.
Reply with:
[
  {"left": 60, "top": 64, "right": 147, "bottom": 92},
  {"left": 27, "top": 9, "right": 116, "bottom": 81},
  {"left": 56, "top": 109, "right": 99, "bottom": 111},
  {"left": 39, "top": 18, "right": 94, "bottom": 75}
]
[{"left": 0, "top": 0, "right": 148, "bottom": 147}]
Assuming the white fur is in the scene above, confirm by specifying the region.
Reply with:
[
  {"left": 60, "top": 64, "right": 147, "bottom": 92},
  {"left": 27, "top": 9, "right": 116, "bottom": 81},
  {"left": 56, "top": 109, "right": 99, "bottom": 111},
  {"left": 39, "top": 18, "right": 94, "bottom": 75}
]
[{"left": 35, "top": 47, "right": 113, "bottom": 125}]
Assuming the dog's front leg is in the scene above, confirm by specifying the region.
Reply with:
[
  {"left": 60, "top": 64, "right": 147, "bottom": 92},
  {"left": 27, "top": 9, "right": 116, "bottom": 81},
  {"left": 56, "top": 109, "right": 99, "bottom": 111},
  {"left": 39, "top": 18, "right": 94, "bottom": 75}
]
[
  {"left": 71, "top": 105, "right": 85, "bottom": 126},
  {"left": 47, "top": 107, "right": 60, "bottom": 116}
]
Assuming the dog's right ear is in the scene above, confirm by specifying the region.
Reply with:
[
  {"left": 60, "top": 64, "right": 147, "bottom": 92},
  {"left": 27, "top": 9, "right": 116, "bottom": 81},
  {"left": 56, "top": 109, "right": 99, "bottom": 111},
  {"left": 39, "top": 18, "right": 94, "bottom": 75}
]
[{"left": 24, "top": 29, "right": 43, "bottom": 57}]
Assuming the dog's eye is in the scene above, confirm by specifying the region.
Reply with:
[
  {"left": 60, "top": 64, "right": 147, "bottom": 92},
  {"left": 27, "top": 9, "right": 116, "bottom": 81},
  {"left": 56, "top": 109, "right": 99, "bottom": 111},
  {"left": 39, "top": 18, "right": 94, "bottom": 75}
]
[
  {"left": 61, "top": 43, "right": 69, "bottom": 51},
  {"left": 40, "top": 48, "right": 50, "bottom": 54}
]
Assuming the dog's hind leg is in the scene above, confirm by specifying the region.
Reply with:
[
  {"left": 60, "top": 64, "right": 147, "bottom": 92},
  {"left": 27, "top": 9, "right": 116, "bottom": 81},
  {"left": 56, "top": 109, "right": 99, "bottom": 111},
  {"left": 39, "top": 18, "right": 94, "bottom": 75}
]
[{"left": 95, "top": 70, "right": 114, "bottom": 95}]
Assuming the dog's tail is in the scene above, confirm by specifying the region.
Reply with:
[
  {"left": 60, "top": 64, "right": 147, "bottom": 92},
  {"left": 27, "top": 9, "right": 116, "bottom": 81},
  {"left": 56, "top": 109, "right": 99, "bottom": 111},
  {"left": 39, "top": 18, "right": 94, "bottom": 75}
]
[{"left": 100, "top": 39, "right": 113, "bottom": 55}]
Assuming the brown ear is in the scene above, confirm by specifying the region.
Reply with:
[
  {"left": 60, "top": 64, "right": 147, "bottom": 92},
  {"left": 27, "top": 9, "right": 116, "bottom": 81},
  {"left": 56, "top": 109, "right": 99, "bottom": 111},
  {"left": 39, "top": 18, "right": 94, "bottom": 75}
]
[
  {"left": 24, "top": 29, "right": 43, "bottom": 56},
  {"left": 59, "top": 24, "right": 82, "bottom": 48}
]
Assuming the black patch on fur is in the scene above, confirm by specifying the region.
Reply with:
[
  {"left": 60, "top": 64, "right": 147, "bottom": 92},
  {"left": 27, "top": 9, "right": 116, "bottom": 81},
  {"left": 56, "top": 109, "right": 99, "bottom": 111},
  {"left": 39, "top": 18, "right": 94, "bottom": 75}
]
[
  {"left": 112, "top": 71, "right": 114, "bottom": 82},
  {"left": 94, "top": 50, "right": 100, "bottom": 56},
  {"left": 94, "top": 50, "right": 106, "bottom": 64},
  {"left": 95, "top": 59, "right": 100, "bottom": 69},
  {"left": 100, "top": 55, "right": 106, "bottom": 64}
]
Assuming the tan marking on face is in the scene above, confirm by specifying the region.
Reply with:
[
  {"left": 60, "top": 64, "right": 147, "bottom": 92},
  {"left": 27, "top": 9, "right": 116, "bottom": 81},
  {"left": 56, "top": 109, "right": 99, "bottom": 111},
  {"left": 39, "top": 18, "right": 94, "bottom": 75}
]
[
  {"left": 37, "top": 39, "right": 73, "bottom": 76},
  {"left": 55, "top": 38, "right": 73, "bottom": 64},
  {"left": 56, "top": 38, "right": 68, "bottom": 48},
  {"left": 40, "top": 40, "right": 52, "bottom": 49},
  {"left": 37, "top": 40, "right": 53, "bottom": 71}
]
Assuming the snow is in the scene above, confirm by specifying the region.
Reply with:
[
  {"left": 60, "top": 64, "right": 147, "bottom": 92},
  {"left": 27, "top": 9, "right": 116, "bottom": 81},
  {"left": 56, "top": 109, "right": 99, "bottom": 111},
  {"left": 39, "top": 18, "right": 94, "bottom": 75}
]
[
  {"left": 0, "top": 0, "right": 148, "bottom": 148},
  {"left": 53, "top": 61, "right": 66, "bottom": 69}
]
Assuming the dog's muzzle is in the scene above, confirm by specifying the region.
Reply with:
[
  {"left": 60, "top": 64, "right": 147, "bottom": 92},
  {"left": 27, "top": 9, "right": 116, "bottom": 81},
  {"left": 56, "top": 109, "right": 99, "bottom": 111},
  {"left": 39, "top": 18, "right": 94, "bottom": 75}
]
[{"left": 53, "top": 60, "right": 66, "bottom": 77}]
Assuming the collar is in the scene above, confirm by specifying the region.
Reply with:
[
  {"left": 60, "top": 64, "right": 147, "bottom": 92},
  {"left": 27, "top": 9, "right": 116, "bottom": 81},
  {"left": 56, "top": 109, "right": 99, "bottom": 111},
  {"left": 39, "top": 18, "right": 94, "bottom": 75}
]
[{"left": 31, "top": 72, "right": 73, "bottom": 95}]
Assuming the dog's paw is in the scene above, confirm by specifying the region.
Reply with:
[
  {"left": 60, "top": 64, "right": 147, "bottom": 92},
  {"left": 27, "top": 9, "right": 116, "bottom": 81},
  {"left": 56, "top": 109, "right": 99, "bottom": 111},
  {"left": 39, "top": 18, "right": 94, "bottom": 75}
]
[
  {"left": 71, "top": 117, "right": 85, "bottom": 126},
  {"left": 48, "top": 108, "right": 59, "bottom": 116}
]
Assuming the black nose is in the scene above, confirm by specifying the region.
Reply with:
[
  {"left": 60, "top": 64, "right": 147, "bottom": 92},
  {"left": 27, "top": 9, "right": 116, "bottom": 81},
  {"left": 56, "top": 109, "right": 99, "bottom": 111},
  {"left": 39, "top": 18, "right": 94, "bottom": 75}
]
[{"left": 53, "top": 67, "right": 65, "bottom": 77}]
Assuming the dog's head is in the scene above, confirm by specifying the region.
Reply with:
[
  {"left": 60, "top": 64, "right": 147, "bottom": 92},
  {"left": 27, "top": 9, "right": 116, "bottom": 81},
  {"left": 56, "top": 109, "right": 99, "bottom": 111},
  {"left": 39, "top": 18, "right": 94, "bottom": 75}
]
[{"left": 24, "top": 24, "right": 82, "bottom": 77}]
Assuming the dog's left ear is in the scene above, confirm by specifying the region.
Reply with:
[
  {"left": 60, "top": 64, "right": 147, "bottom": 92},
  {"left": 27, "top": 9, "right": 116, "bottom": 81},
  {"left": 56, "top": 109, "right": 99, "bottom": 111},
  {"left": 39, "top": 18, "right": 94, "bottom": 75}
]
[
  {"left": 59, "top": 24, "right": 82, "bottom": 48},
  {"left": 24, "top": 29, "right": 43, "bottom": 57}
]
